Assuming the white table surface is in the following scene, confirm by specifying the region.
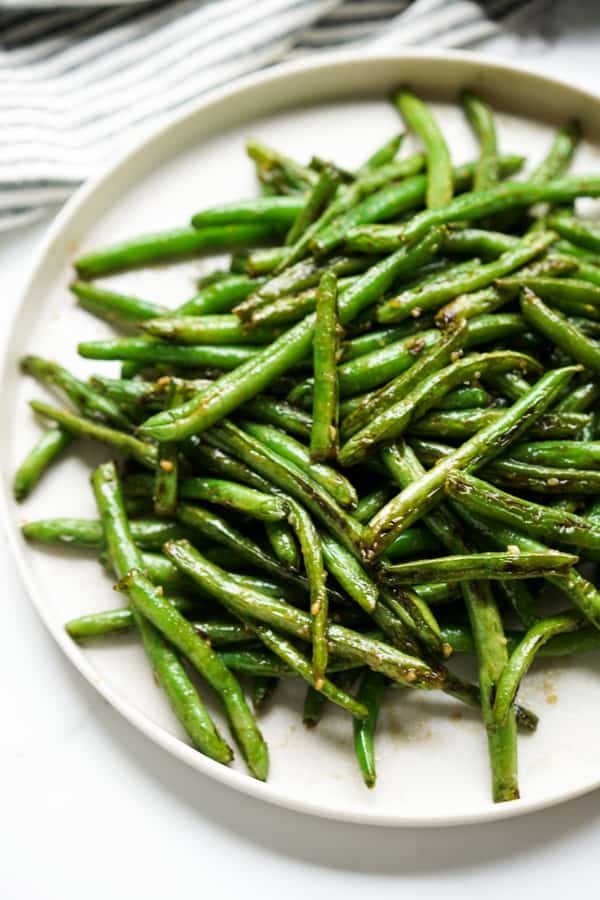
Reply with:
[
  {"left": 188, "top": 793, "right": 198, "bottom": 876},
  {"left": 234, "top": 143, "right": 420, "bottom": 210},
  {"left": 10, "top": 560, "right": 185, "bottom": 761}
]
[{"left": 3, "top": 4, "right": 600, "bottom": 897}]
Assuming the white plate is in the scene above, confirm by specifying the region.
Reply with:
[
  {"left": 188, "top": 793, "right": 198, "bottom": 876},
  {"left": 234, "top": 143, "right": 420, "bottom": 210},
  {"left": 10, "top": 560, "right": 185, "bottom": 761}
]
[{"left": 3, "top": 50, "right": 600, "bottom": 828}]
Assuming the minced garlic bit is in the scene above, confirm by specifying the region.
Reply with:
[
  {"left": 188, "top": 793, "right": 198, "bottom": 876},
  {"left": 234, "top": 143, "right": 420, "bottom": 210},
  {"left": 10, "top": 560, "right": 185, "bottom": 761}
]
[
  {"left": 547, "top": 477, "right": 559, "bottom": 487},
  {"left": 410, "top": 306, "right": 422, "bottom": 318},
  {"left": 507, "top": 544, "right": 520, "bottom": 555},
  {"left": 159, "top": 459, "right": 175, "bottom": 472}
]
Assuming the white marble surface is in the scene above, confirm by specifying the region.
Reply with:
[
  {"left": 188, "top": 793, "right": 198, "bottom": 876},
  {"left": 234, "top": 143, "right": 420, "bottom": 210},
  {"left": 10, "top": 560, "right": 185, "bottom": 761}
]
[{"left": 2, "top": 4, "right": 600, "bottom": 896}]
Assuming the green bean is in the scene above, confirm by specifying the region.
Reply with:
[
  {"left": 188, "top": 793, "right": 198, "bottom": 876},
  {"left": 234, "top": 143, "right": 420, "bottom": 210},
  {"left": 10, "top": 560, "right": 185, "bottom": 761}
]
[
  {"left": 493, "top": 613, "right": 582, "bottom": 726},
  {"left": 141, "top": 315, "right": 276, "bottom": 345},
  {"left": 549, "top": 211, "right": 600, "bottom": 253},
  {"left": 240, "top": 421, "right": 357, "bottom": 510},
  {"left": 500, "top": 273, "right": 600, "bottom": 310},
  {"left": 78, "top": 337, "right": 258, "bottom": 370},
  {"left": 137, "top": 229, "right": 444, "bottom": 441},
  {"left": 180, "top": 478, "right": 287, "bottom": 521},
  {"left": 303, "top": 686, "right": 326, "bottom": 727},
  {"left": 437, "top": 285, "right": 507, "bottom": 329},
  {"left": 13, "top": 427, "right": 73, "bottom": 501},
  {"left": 555, "top": 239, "right": 600, "bottom": 266},
  {"left": 408, "top": 409, "right": 588, "bottom": 441},
  {"left": 340, "top": 321, "right": 428, "bottom": 362},
  {"left": 191, "top": 195, "right": 304, "bottom": 230},
  {"left": 120, "top": 568, "right": 269, "bottom": 779},
  {"left": 443, "top": 622, "right": 600, "bottom": 657},
  {"left": 377, "top": 230, "right": 555, "bottom": 322},
  {"left": 442, "top": 228, "right": 516, "bottom": 259},
  {"left": 164, "top": 539, "right": 445, "bottom": 689},
  {"left": 285, "top": 165, "right": 339, "bottom": 247},
  {"left": 311, "top": 155, "right": 523, "bottom": 257},
  {"left": 364, "top": 366, "right": 578, "bottom": 558},
  {"left": 521, "top": 289, "right": 600, "bottom": 372},
  {"left": 466, "top": 580, "right": 519, "bottom": 802},
  {"left": 385, "top": 530, "right": 441, "bottom": 563},
  {"left": 252, "top": 676, "right": 278, "bottom": 710},
  {"left": 359, "top": 133, "right": 404, "bottom": 171},
  {"left": 284, "top": 499, "right": 329, "bottom": 684},
  {"left": 310, "top": 272, "right": 340, "bottom": 461},
  {"left": 89, "top": 375, "right": 161, "bottom": 420},
  {"left": 354, "top": 487, "right": 391, "bottom": 523},
  {"left": 466, "top": 312, "right": 529, "bottom": 345},
  {"left": 379, "top": 550, "right": 577, "bottom": 585},
  {"left": 218, "top": 649, "right": 292, "bottom": 678},
  {"left": 555, "top": 380, "right": 600, "bottom": 412},
  {"left": 510, "top": 440, "right": 600, "bottom": 469},
  {"left": 453, "top": 504, "right": 600, "bottom": 629},
  {"left": 30, "top": 400, "right": 158, "bottom": 468},
  {"left": 341, "top": 317, "right": 468, "bottom": 440},
  {"left": 340, "top": 350, "right": 541, "bottom": 466},
  {"left": 320, "top": 533, "right": 378, "bottom": 614},
  {"left": 353, "top": 670, "right": 385, "bottom": 787},
  {"left": 91, "top": 461, "right": 234, "bottom": 765},
  {"left": 437, "top": 386, "right": 491, "bottom": 410},
  {"left": 481, "top": 459, "right": 600, "bottom": 495},
  {"left": 344, "top": 175, "right": 600, "bottom": 253},
  {"left": 462, "top": 92, "right": 499, "bottom": 191},
  {"left": 414, "top": 582, "right": 458, "bottom": 604},
  {"left": 518, "top": 254, "right": 579, "bottom": 278},
  {"left": 240, "top": 286, "right": 323, "bottom": 331},
  {"left": 75, "top": 225, "right": 281, "bottom": 279},
  {"left": 139, "top": 377, "right": 313, "bottom": 440},
  {"left": 395, "top": 89, "right": 453, "bottom": 208},
  {"left": 68, "top": 605, "right": 250, "bottom": 643},
  {"left": 241, "top": 246, "right": 288, "bottom": 275},
  {"left": 246, "top": 139, "right": 317, "bottom": 190},
  {"left": 22, "top": 516, "right": 189, "bottom": 550},
  {"left": 531, "top": 121, "right": 581, "bottom": 183},
  {"left": 70, "top": 281, "right": 168, "bottom": 324},
  {"left": 177, "top": 275, "right": 265, "bottom": 316},
  {"left": 244, "top": 396, "right": 312, "bottom": 439},
  {"left": 153, "top": 382, "right": 181, "bottom": 517},
  {"left": 186, "top": 442, "right": 271, "bottom": 498},
  {"left": 21, "top": 355, "right": 130, "bottom": 428},
  {"left": 445, "top": 470, "right": 600, "bottom": 550},
  {"left": 265, "top": 520, "right": 300, "bottom": 570}
]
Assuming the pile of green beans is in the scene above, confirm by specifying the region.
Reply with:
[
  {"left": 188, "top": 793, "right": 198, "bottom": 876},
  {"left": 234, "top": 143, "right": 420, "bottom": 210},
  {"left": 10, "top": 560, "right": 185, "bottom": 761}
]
[{"left": 16, "top": 88, "right": 600, "bottom": 803}]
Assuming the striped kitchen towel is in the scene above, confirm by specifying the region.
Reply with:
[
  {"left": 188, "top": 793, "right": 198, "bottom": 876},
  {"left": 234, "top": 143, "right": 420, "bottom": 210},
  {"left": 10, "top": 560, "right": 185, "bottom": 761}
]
[{"left": 0, "top": 0, "right": 545, "bottom": 230}]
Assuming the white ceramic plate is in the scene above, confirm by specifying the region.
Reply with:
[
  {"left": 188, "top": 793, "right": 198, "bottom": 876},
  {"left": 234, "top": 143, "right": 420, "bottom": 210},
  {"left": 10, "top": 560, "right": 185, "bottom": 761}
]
[{"left": 4, "top": 51, "right": 600, "bottom": 827}]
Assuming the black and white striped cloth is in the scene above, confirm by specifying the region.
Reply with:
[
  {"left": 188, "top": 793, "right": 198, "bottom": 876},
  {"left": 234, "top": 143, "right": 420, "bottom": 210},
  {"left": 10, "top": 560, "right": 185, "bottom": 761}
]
[{"left": 0, "top": 0, "right": 545, "bottom": 231}]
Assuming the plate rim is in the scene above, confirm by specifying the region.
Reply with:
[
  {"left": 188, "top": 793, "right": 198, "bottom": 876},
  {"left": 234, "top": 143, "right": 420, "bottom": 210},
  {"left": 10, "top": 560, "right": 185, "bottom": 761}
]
[{"left": 3, "top": 47, "right": 600, "bottom": 828}]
